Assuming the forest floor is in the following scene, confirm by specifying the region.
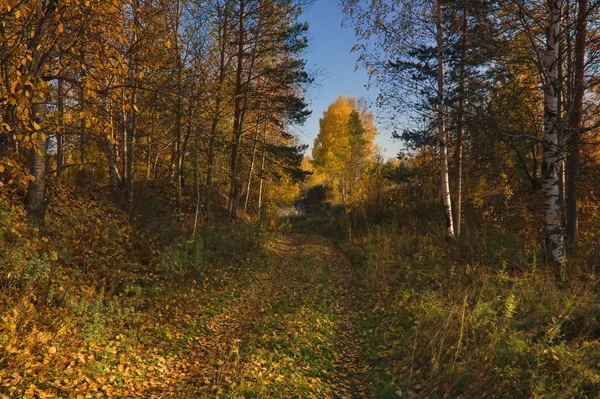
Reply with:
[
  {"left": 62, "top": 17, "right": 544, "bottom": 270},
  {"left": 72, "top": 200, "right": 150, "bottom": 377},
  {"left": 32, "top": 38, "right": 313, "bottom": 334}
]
[
  {"left": 175, "top": 233, "right": 375, "bottom": 398},
  {"left": 5, "top": 206, "right": 600, "bottom": 398},
  {"left": 4, "top": 187, "right": 599, "bottom": 398},
  {"left": 1, "top": 231, "right": 382, "bottom": 399}
]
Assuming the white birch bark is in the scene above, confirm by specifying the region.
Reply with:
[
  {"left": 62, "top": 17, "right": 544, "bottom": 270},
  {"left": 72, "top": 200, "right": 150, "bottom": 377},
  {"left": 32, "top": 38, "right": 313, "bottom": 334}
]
[
  {"left": 542, "top": 0, "right": 565, "bottom": 273},
  {"left": 436, "top": 1, "right": 455, "bottom": 240}
]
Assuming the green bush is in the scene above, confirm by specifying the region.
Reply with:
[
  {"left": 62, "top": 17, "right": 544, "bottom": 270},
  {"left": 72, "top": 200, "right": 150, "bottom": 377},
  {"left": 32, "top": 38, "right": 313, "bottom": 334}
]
[
  {"left": 159, "top": 240, "right": 205, "bottom": 275},
  {"left": 1, "top": 249, "right": 53, "bottom": 290}
]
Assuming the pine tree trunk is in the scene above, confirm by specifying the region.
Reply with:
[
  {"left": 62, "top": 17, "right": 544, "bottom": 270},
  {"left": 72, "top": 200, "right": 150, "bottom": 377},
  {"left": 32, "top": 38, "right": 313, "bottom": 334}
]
[
  {"left": 437, "top": 1, "right": 455, "bottom": 241},
  {"left": 566, "top": 0, "right": 587, "bottom": 249},
  {"left": 228, "top": 0, "right": 246, "bottom": 220},
  {"left": 454, "top": 4, "right": 467, "bottom": 238},
  {"left": 205, "top": 1, "right": 230, "bottom": 218},
  {"left": 542, "top": 0, "right": 565, "bottom": 275}
]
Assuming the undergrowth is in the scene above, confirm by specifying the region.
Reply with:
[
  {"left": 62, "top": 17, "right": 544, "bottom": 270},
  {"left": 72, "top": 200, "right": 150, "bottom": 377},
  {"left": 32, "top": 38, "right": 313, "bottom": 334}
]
[
  {"left": 289, "top": 207, "right": 600, "bottom": 398},
  {"left": 0, "top": 184, "right": 271, "bottom": 398}
]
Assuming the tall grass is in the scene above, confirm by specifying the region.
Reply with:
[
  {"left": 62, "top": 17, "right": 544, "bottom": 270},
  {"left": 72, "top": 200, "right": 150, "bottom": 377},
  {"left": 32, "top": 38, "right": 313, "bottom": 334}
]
[{"left": 329, "top": 211, "right": 600, "bottom": 398}]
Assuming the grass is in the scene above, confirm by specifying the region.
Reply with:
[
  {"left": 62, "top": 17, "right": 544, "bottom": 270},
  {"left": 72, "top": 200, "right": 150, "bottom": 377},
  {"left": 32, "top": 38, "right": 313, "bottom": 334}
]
[
  {"left": 4, "top": 180, "right": 600, "bottom": 398},
  {"left": 327, "top": 216, "right": 600, "bottom": 398}
]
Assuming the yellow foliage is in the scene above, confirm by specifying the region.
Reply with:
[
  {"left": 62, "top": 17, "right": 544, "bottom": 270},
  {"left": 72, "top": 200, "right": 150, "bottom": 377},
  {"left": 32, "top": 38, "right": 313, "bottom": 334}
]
[
  {"left": 313, "top": 95, "right": 354, "bottom": 173},
  {"left": 311, "top": 95, "right": 378, "bottom": 204}
]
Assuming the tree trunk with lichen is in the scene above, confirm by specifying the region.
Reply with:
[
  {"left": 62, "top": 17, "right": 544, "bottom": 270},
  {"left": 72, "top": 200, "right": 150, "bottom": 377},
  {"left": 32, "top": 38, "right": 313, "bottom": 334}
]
[{"left": 26, "top": 101, "right": 47, "bottom": 222}]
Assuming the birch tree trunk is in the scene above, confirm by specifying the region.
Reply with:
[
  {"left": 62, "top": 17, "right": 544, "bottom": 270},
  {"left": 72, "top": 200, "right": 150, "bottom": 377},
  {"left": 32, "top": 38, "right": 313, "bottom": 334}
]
[
  {"left": 107, "top": 98, "right": 121, "bottom": 194},
  {"left": 257, "top": 126, "right": 267, "bottom": 218},
  {"left": 25, "top": 0, "right": 57, "bottom": 223},
  {"left": 121, "top": 85, "right": 127, "bottom": 181},
  {"left": 436, "top": 1, "right": 455, "bottom": 241},
  {"left": 79, "top": 53, "right": 87, "bottom": 182},
  {"left": 542, "top": 0, "right": 565, "bottom": 274},
  {"left": 126, "top": 82, "right": 137, "bottom": 213},
  {"left": 173, "top": 0, "right": 183, "bottom": 215},
  {"left": 244, "top": 118, "right": 261, "bottom": 213}
]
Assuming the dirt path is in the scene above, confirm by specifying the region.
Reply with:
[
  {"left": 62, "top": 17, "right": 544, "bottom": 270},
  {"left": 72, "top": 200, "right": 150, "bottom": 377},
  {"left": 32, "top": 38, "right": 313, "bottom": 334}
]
[{"left": 174, "top": 234, "right": 373, "bottom": 398}]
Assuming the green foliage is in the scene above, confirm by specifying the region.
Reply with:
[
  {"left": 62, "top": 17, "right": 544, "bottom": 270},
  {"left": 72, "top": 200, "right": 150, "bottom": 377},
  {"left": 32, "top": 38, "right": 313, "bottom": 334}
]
[
  {"left": 157, "top": 222, "right": 269, "bottom": 278},
  {"left": 1, "top": 250, "right": 52, "bottom": 288},
  {"left": 159, "top": 240, "right": 205, "bottom": 275},
  {"left": 286, "top": 206, "right": 347, "bottom": 239}
]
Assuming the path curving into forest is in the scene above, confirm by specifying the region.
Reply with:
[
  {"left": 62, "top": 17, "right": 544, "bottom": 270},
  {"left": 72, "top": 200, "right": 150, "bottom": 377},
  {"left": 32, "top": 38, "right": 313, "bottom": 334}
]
[{"left": 172, "top": 234, "right": 374, "bottom": 398}]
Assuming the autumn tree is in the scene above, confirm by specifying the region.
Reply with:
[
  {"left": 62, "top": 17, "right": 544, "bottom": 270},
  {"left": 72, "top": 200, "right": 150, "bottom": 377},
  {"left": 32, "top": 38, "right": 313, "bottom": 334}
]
[
  {"left": 226, "top": 0, "right": 312, "bottom": 220},
  {"left": 312, "top": 95, "right": 376, "bottom": 203},
  {"left": 346, "top": 109, "right": 368, "bottom": 195},
  {"left": 0, "top": 0, "right": 314, "bottom": 228}
]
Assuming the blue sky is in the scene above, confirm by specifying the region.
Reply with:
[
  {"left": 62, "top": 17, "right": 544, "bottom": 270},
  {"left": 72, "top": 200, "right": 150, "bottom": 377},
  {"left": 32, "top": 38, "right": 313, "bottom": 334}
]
[{"left": 296, "top": 0, "right": 402, "bottom": 160}]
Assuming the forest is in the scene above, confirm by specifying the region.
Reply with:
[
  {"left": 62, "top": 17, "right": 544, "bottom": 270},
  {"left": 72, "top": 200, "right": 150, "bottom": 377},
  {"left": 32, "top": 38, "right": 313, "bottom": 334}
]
[{"left": 1, "top": 0, "right": 600, "bottom": 398}]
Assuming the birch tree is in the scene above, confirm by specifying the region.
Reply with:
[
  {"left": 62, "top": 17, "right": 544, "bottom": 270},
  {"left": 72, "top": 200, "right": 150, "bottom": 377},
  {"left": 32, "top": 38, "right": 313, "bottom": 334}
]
[
  {"left": 341, "top": 0, "right": 456, "bottom": 239},
  {"left": 542, "top": 0, "right": 565, "bottom": 272},
  {"left": 436, "top": 0, "right": 455, "bottom": 240}
]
